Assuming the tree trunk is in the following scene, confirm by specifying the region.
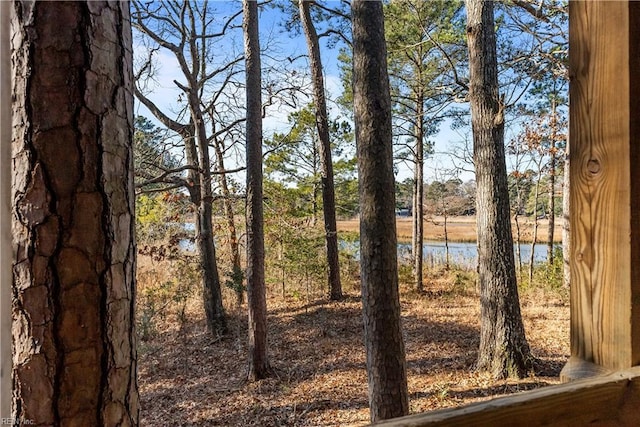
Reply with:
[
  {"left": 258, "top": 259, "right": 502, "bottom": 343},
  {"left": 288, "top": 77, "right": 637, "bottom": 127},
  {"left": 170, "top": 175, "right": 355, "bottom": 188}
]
[
  {"left": 547, "top": 100, "right": 558, "bottom": 265},
  {"left": 412, "top": 178, "right": 418, "bottom": 273},
  {"left": 10, "top": 2, "right": 139, "bottom": 424},
  {"left": 414, "top": 105, "right": 425, "bottom": 290},
  {"left": 189, "top": 93, "right": 227, "bottom": 336},
  {"left": 352, "top": 0, "right": 409, "bottom": 421},
  {"left": 514, "top": 181, "right": 524, "bottom": 282},
  {"left": 443, "top": 208, "right": 450, "bottom": 270},
  {"left": 465, "top": 0, "right": 533, "bottom": 379},
  {"left": 299, "top": 0, "right": 343, "bottom": 301},
  {"left": 213, "top": 137, "right": 243, "bottom": 306},
  {"left": 562, "top": 136, "right": 570, "bottom": 289},
  {"left": 529, "top": 172, "right": 541, "bottom": 284},
  {"left": 514, "top": 213, "right": 523, "bottom": 282},
  {"left": 1, "top": 1, "right": 11, "bottom": 417},
  {"left": 243, "top": 0, "right": 270, "bottom": 381},
  {"left": 131, "top": 1, "right": 228, "bottom": 336}
]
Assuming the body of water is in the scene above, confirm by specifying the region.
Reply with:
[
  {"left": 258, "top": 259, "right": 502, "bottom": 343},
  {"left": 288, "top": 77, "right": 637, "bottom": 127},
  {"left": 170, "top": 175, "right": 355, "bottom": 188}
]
[
  {"left": 400, "top": 241, "right": 553, "bottom": 269},
  {"left": 341, "top": 240, "right": 556, "bottom": 269},
  {"left": 178, "top": 222, "right": 556, "bottom": 269}
]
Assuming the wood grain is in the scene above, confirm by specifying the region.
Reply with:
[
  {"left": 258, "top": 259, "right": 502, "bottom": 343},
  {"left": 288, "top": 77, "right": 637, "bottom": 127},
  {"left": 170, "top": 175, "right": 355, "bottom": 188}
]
[
  {"left": 373, "top": 367, "right": 640, "bottom": 427},
  {"left": 563, "top": 0, "right": 640, "bottom": 375}
]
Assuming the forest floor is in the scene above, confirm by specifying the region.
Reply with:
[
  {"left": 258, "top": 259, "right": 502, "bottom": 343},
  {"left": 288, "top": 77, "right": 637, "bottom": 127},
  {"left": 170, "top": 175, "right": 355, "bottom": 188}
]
[{"left": 137, "top": 261, "right": 569, "bottom": 426}]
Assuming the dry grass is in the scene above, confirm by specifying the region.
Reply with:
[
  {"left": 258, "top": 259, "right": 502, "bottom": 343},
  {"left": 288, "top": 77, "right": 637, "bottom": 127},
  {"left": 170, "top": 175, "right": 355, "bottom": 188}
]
[
  {"left": 137, "top": 256, "right": 569, "bottom": 426},
  {"left": 338, "top": 216, "right": 563, "bottom": 244}
]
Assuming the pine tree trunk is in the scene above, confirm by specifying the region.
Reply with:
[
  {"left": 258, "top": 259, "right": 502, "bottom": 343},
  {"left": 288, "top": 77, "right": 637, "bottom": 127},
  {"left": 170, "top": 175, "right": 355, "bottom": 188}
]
[
  {"left": 465, "top": 0, "right": 533, "bottom": 379},
  {"left": 299, "top": 0, "right": 343, "bottom": 301},
  {"left": 352, "top": 0, "right": 409, "bottom": 421},
  {"left": 11, "top": 2, "right": 139, "bottom": 424},
  {"left": 243, "top": 0, "right": 270, "bottom": 381},
  {"left": 414, "top": 105, "right": 425, "bottom": 291},
  {"left": 1, "top": 1, "right": 12, "bottom": 417}
]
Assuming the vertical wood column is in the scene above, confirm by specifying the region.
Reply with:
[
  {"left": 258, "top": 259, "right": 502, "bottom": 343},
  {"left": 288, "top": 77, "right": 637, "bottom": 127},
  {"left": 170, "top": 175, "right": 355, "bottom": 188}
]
[{"left": 561, "top": 0, "right": 640, "bottom": 381}]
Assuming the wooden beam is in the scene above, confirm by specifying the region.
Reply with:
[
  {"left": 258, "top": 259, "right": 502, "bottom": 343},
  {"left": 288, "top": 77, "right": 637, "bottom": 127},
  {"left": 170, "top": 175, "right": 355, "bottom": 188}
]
[
  {"left": 1, "top": 0, "right": 12, "bottom": 418},
  {"left": 373, "top": 367, "right": 640, "bottom": 426},
  {"left": 561, "top": 0, "right": 640, "bottom": 380}
]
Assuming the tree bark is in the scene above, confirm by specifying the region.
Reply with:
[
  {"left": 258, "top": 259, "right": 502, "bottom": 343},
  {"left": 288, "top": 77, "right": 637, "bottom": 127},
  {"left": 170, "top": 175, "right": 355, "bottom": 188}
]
[
  {"left": 189, "top": 93, "right": 227, "bottom": 336},
  {"left": 299, "top": 0, "right": 343, "bottom": 301},
  {"left": 465, "top": 0, "right": 533, "bottom": 379},
  {"left": 243, "top": 0, "right": 270, "bottom": 381},
  {"left": 0, "top": 2, "right": 13, "bottom": 417},
  {"left": 11, "top": 2, "right": 139, "bottom": 424},
  {"left": 352, "top": 0, "right": 409, "bottom": 421},
  {"left": 1, "top": 1, "right": 12, "bottom": 417}
]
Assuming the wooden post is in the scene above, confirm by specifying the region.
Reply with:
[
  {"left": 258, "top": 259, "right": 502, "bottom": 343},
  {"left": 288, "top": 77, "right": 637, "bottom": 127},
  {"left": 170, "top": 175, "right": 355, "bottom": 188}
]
[
  {"left": 561, "top": 0, "right": 640, "bottom": 381},
  {"left": 1, "top": 1, "right": 12, "bottom": 417}
]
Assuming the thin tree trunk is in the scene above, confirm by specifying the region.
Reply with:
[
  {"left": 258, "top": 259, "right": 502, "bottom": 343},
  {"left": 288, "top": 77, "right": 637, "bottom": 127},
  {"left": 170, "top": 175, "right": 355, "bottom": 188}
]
[
  {"left": 412, "top": 178, "right": 418, "bottom": 274},
  {"left": 213, "top": 137, "right": 243, "bottom": 306},
  {"left": 443, "top": 208, "right": 450, "bottom": 270},
  {"left": 280, "top": 239, "right": 286, "bottom": 299},
  {"left": 514, "top": 179, "right": 524, "bottom": 282},
  {"left": 352, "top": 0, "right": 409, "bottom": 421},
  {"left": 244, "top": 0, "right": 270, "bottom": 381},
  {"left": 529, "top": 173, "right": 541, "bottom": 283},
  {"left": 562, "top": 136, "right": 570, "bottom": 289},
  {"left": 11, "top": 2, "right": 139, "bottom": 424},
  {"left": 547, "top": 100, "right": 558, "bottom": 265},
  {"left": 465, "top": 0, "right": 533, "bottom": 379},
  {"left": 514, "top": 213, "right": 523, "bottom": 282},
  {"left": 299, "top": 0, "right": 342, "bottom": 300},
  {"left": 414, "top": 103, "right": 425, "bottom": 290}
]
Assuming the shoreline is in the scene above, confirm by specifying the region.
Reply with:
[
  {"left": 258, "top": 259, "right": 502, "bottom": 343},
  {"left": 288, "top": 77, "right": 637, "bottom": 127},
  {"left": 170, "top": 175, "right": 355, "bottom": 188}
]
[{"left": 337, "top": 216, "right": 564, "bottom": 244}]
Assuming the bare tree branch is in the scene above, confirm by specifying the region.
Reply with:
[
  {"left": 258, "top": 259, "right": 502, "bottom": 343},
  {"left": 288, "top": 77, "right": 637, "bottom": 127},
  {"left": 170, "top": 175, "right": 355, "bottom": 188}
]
[{"left": 511, "top": 0, "right": 550, "bottom": 23}]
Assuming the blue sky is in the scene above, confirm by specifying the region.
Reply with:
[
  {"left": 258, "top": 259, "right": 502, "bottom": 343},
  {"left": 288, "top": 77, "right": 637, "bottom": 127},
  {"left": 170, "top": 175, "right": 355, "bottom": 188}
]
[{"left": 132, "top": 1, "right": 567, "bottom": 187}]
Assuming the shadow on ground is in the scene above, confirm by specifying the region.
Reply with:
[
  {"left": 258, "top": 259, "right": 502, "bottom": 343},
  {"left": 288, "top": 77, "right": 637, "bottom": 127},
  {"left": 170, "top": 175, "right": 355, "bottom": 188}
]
[{"left": 138, "top": 291, "right": 567, "bottom": 426}]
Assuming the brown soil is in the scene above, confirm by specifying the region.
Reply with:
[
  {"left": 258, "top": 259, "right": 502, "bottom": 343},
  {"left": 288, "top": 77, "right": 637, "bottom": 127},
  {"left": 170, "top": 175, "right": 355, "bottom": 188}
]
[
  {"left": 138, "top": 260, "right": 569, "bottom": 426},
  {"left": 338, "top": 216, "right": 563, "bottom": 244}
]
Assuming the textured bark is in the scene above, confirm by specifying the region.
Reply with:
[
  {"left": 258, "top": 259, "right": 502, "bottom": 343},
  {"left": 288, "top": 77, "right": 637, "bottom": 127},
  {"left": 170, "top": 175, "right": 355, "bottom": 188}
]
[
  {"left": 299, "top": 0, "right": 342, "bottom": 301},
  {"left": 465, "top": 0, "right": 533, "bottom": 379},
  {"left": 1, "top": 1, "right": 11, "bottom": 418},
  {"left": 352, "top": 0, "right": 409, "bottom": 421},
  {"left": 11, "top": 2, "right": 139, "bottom": 425},
  {"left": 243, "top": 0, "right": 270, "bottom": 381},
  {"left": 190, "top": 94, "right": 227, "bottom": 336}
]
